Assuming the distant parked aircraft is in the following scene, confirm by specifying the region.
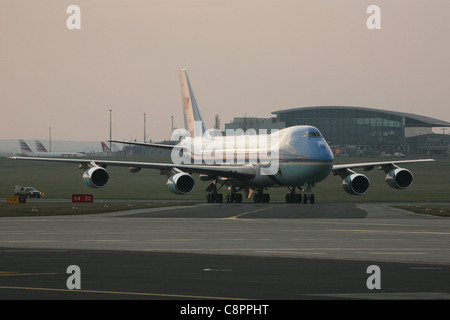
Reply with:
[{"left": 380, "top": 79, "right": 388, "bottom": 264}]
[
  {"left": 17, "top": 139, "right": 86, "bottom": 157},
  {"left": 101, "top": 142, "right": 111, "bottom": 153}
]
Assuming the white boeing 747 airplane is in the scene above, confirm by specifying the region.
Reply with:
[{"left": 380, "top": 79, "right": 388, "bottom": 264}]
[{"left": 12, "top": 69, "right": 433, "bottom": 203}]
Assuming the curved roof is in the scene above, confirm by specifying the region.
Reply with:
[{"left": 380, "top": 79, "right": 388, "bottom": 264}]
[{"left": 272, "top": 106, "right": 450, "bottom": 127}]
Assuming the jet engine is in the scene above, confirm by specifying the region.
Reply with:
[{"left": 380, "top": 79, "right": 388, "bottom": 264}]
[
  {"left": 83, "top": 167, "right": 110, "bottom": 188},
  {"left": 167, "top": 172, "right": 195, "bottom": 195},
  {"left": 342, "top": 173, "right": 370, "bottom": 195},
  {"left": 385, "top": 168, "right": 413, "bottom": 189}
]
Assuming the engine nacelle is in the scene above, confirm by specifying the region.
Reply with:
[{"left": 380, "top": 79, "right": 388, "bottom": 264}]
[
  {"left": 385, "top": 168, "right": 413, "bottom": 189},
  {"left": 83, "top": 167, "right": 109, "bottom": 188},
  {"left": 342, "top": 173, "right": 370, "bottom": 195},
  {"left": 167, "top": 172, "right": 195, "bottom": 195}
]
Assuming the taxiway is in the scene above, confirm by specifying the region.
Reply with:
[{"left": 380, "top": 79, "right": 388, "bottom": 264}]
[{"left": 0, "top": 202, "right": 449, "bottom": 299}]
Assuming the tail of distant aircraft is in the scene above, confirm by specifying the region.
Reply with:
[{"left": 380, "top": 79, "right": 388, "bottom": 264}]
[
  {"left": 179, "top": 69, "right": 208, "bottom": 138},
  {"left": 19, "top": 139, "right": 33, "bottom": 154},
  {"left": 35, "top": 140, "right": 48, "bottom": 152},
  {"left": 101, "top": 142, "right": 111, "bottom": 153}
]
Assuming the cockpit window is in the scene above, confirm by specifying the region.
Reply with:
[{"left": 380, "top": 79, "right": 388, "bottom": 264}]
[{"left": 302, "top": 131, "right": 322, "bottom": 137}]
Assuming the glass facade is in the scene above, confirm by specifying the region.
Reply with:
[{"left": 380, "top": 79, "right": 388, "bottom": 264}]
[{"left": 275, "top": 107, "right": 405, "bottom": 146}]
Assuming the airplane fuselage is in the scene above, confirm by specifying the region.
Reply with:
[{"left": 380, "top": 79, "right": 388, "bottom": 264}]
[{"left": 177, "top": 125, "right": 334, "bottom": 188}]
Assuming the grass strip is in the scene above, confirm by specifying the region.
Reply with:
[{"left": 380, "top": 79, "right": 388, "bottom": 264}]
[
  {"left": 391, "top": 204, "right": 450, "bottom": 217},
  {"left": 0, "top": 201, "right": 197, "bottom": 217}
]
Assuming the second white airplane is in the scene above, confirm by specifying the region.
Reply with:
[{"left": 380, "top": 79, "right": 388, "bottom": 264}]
[{"left": 12, "top": 69, "right": 433, "bottom": 203}]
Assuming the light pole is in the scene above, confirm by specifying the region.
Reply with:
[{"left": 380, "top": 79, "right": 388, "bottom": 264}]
[
  {"left": 144, "top": 113, "right": 146, "bottom": 143},
  {"left": 49, "top": 127, "right": 52, "bottom": 152},
  {"left": 109, "top": 109, "right": 112, "bottom": 152}
]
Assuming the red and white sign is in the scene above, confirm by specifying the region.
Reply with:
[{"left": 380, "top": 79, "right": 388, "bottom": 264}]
[{"left": 72, "top": 194, "right": 93, "bottom": 203}]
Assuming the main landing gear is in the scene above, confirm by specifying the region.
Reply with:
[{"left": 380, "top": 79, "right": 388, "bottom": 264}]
[
  {"left": 206, "top": 192, "right": 223, "bottom": 203},
  {"left": 285, "top": 184, "right": 315, "bottom": 204},
  {"left": 206, "top": 182, "right": 243, "bottom": 203},
  {"left": 252, "top": 187, "right": 270, "bottom": 203},
  {"left": 205, "top": 182, "right": 316, "bottom": 204},
  {"left": 226, "top": 190, "right": 243, "bottom": 203}
]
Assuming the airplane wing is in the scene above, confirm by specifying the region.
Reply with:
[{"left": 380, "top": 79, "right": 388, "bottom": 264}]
[
  {"left": 10, "top": 156, "right": 257, "bottom": 180},
  {"left": 108, "top": 140, "right": 176, "bottom": 149},
  {"left": 332, "top": 159, "right": 435, "bottom": 174}
]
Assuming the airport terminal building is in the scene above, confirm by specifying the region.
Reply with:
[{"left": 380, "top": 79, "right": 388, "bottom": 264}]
[
  {"left": 123, "top": 106, "right": 449, "bottom": 157},
  {"left": 270, "top": 106, "right": 450, "bottom": 156}
]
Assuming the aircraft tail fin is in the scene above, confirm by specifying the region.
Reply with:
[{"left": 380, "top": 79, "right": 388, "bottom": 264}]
[
  {"left": 101, "top": 142, "right": 111, "bottom": 153},
  {"left": 19, "top": 140, "right": 33, "bottom": 153},
  {"left": 35, "top": 140, "right": 48, "bottom": 152},
  {"left": 179, "top": 69, "right": 208, "bottom": 138}
]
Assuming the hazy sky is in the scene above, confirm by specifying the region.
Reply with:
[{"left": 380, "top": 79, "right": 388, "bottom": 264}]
[{"left": 1, "top": 0, "right": 449, "bottom": 142}]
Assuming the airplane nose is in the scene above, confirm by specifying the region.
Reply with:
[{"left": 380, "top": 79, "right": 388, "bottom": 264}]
[
  {"left": 318, "top": 140, "right": 334, "bottom": 162},
  {"left": 325, "top": 148, "right": 334, "bottom": 162}
]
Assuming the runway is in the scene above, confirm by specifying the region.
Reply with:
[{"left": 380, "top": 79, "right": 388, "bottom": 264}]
[{"left": 0, "top": 202, "right": 449, "bottom": 300}]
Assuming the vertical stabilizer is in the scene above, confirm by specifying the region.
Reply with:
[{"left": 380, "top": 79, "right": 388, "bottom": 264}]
[
  {"left": 101, "top": 142, "right": 111, "bottom": 153},
  {"left": 179, "top": 69, "right": 208, "bottom": 138},
  {"left": 19, "top": 140, "right": 33, "bottom": 153},
  {"left": 35, "top": 140, "right": 48, "bottom": 152}
]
